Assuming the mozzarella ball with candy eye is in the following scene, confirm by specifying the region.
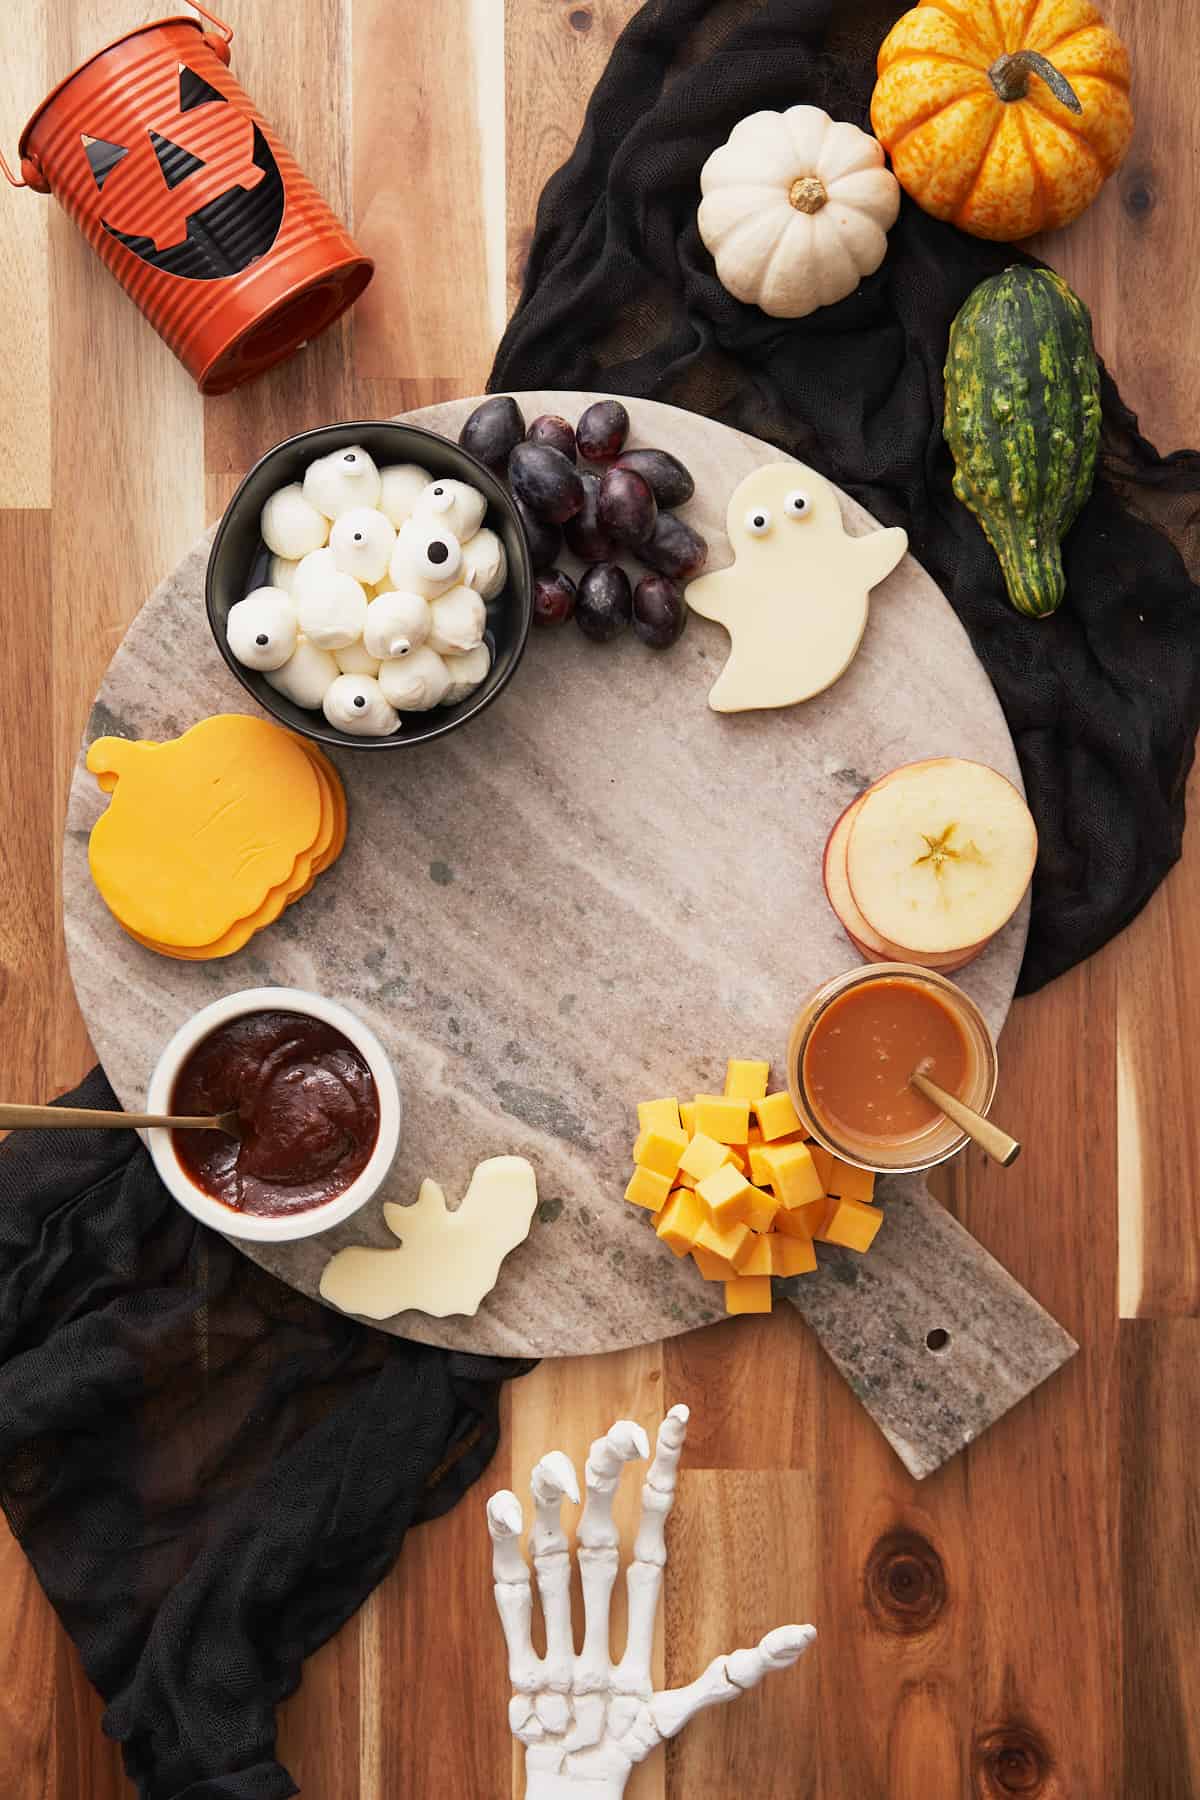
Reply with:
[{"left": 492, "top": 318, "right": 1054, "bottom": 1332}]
[
  {"left": 378, "top": 645, "right": 451, "bottom": 711},
  {"left": 292, "top": 546, "right": 338, "bottom": 599},
  {"left": 379, "top": 462, "right": 433, "bottom": 527},
  {"left": 389, "top": 518, "right": 463, "bottom": 598},
  {"left": 296, "top": 571, "right": 368, "bottom": 650},
  {"left": 330, "top": 507, "right": 397, "bottom": 585},
  {"left": 226, "top": 587, "right": 298, "bottom": 672},
  {"left": 413, "top": 478, "right": 487, "bottom": 544},
  {"left": 459, "top": 526, "right": 507, "bottom": 600},
  {"left": 428, "top": 584, "right": 486, "bottom": 655},
  {"left": 303, "top": 445, "right": 382, "bottom": 519},
  {"left": 264, "top": 638, "right": 340, "bottom": 709},
  {"left": 323, "top": 673, "right": 399, "bottom": 736},
  {"left": 261, "top": 483, "right": 328, "bottom": 559},
  {"left": 441, "top": 641, "right": 491, "bottom": 705},
  {"left": 363, "top": 590, "right": 431, "bottom": 661},
  {"left": 267, "top": 554, "right": 300, "bottom": 595},
  {"left": 334, "top": 640, "right": 382, "bottom": 676}
]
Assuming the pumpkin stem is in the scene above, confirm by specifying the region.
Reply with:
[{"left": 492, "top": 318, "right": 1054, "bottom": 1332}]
[
  {"left": 788, "top": 175, "right": 827, "bottom": 214},
  {"left": 988, "top": 50, "right": 1083, "bottom": 113}
]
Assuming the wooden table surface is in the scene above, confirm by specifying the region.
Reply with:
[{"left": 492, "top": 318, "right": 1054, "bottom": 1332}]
[{"left": 2, "top": 2, "right": 1197, "bottom": 1796}]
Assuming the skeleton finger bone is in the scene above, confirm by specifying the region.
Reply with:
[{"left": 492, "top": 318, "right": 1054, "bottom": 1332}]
[
  {"left": 649, "top": 1622, "right": 817, "bottom": 1740},
  {"left": 530, "top": 1451, "right": 580, "bottom": 1692},
  {"left": 575, "top": 1420, "right": 649, "bottom": 1692},
  {"left": 613, "top": 1404, "right": 690, "bottom": 1697},
  {"left": 487, "top": 1490, "right": 540, "bottom": 1693}
]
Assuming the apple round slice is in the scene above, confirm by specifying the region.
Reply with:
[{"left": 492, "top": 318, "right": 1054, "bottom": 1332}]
[
  {"left": 823, "top": 794, "right": 988, "bottom": 971},
  {"left": 846, "top": 758, "right": 1036, "bottom": 957}
]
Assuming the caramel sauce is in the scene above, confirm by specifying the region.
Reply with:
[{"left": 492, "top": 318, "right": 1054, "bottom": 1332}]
[{"left": 802, "top": 978, "right": 969, "bottom": 1142}]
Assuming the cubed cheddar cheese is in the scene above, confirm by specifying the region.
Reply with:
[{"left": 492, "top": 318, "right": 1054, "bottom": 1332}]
[
  {"left": 760, "top": 1140, "right": 824, "bottom": 1209},
  {"left": 827, "top": 1158, "right": 876, "bottom": 1203},
  {"left": 723, "top": 1059, "right": 771, "bottom": 1102},
  {"left": 747, "top": 1143, "right": 774, "bottom": 1188},
  {"left": 691, "top": 1244, "right": 740, "bottom": 1281},
  {"left": 772, "top": 1234, "right": 817, "bottom": 1277},
  {"left": 694, "top": 1214, "right": 754, "bottom": 1270},
  {"left": 679, "top": 1101, "right": 696, "bottom": 1136},
  {"left": 632, "top": 1126, "right": 687, "bottom": 1180},
  {"left": 742, "top": 1185, "right": 780, "bottom": 1234},
  {"left": 724, "top": 1275, "right": 772, "bottom": 1315},
  {"left": 637, "top": 1097, "right": 681, "bottom": 1134},
  {"left": 655, "top": 1188, "right": 707, "bottom": 1255},
  {"left": 754, "top": 1089, "right": 804, "bottom": 1140},
  {"left": 725, "top": 1146, "right": 750, "bottom": 1176},
  {"left": 625, "top": 1166, "right": 674, "bottom": 1213},
  {"left": 807, "top": 1141, "right": 835, "bottom": 1191},
  {"left": 737, "top": 1235, "right": 775, "bottom": 1277},
  {"left": 678, "top": 1132, "right": 734, "bottom": 1183},
  {"left": 694, "top": 1093, "right": 751, "bottom": 1145},
  {"left": 817, "top": 1197, "right": 883, "bottom": 1253},
  {"left": 696, "top": 1163, "right": 763, "bottom": 1230},
  {"left": 746, "top": 1124, "right": 764, "bottom": 1147}
]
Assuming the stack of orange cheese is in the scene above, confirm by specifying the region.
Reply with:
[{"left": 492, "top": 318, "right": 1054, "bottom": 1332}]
[
  {"left": 624, "top": 1058, "right": 882, "bottom": 1317},
  {"left": 87, "top": 714, "right": 346, "bottom": 960}
]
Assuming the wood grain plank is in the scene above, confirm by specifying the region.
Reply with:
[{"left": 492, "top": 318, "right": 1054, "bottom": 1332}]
[
  {"left": 0, "top": 1513, "right": 57, "bottom": 1799},
  {"left": 661, "top": 1308, "right": 818, "bottom": 1472},
  {"left": 0, "top": 5, "right": 50, "bottom": 508}
]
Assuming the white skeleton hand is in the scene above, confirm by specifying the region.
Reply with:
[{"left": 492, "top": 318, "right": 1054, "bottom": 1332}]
[{"left": 487, "top": 1404, "right": 816, "bottom": 1799}]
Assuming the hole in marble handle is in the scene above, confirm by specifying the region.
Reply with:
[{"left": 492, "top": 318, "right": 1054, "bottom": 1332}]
[{"left": 926, "top": 1328, "right": 950, "bottom": 1353}]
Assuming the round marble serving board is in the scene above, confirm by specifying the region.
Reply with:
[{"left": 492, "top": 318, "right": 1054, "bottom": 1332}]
[{"left": 64, "top": 393, "right": 1028, "bottom": 1358}]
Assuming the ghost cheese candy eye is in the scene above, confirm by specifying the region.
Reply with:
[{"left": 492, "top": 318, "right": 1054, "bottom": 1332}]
[
  {"left": 329, "top": 507, "right": 397, "bottom": 585},
  {"left": 260, "top": 483, "right": 329, "bottom": 560},
  {"left": 783, "top": 490, "right": 812, "bottom": 519},
  {"left": 363, "top": 590, "right": 432, "bottom": 661},
  {"left": 226, "top": 588, "right": 298, "bottom": 672},
  {"left": 302, "top": 444, "right": 383, "bottom": 519},
  {"left": 389, "top": 518, "right": 464, "bottom": 597},
  {"left": 296, "top": 570, "right": 369, "bottom": 650},
  {"left": 322, "top": 673, "right": 400, "bottom": 737},
  {"left": 744, "top": 508, "right": 772, "bottom": 537},
  {"left": 413, "top": 477, "right": 487, "bottom": 543}
]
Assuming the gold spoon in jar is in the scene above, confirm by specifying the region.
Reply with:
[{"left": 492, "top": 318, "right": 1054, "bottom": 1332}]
[
  {"left": 0, "top": 1102, "right": 241, "bottom": 1137},
  {"left": 908, "top": 1067, "right": 1020, "bottom": 1167}
]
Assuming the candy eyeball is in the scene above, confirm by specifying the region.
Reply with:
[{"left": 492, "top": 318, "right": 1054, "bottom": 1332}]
[
  {"left": 261, "top": 483, "right": 329, "bottom": 560},
  {"left": 441, "top": 641, "right": 491, "bottom": 706},
  {"left": 226, "top": 587, "right": 298, "bottom": 672},
  {"left": 330, "top": 507, "right": 397, "bottom": 585},
  {"left": 296, "top": 571, "right": 369, "bottom": 650},
  {"left": 744, "top": 507, "right": 772, "bottom": 537},
  {"left": 459, "top": 526, "right": 507, "bottom": 601},
  {"left": 334, "top": 640, "right": 383, "bottom": 676},
  {"left": 302, "top": 444, "right": 382, "bottom": 519},
  {"left": 428, "top": 584, "right": 486, "bottom": 655},
  {"left": 378, "top": 462, "right": 433, "bottom": 527},
  {"left": 267, "top": 553, "right": 300, "bottom": 594},
  {"left": 389, "top": 518, "right": 463, "bottom": 597},
  {"left": 323, "top": 673, "right": 399, "bottom": 737},
  {"left": 413, "top": 478, "right": 487, "bottom": 543},
  {"left": 783, "top": 490, "right": 812, "bottom": 519},
  {"left": 264, "top": 639, "right": 340, "bottom": 709},
  {"left": 363, "top": 590, "right": 432, "bottom": 661},
  {"left": 378, "top": 645, "right": 451, "bottom": 711}
]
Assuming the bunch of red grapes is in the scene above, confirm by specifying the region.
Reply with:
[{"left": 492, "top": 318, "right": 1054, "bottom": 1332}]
[{"left": 458, "top": 396, "right": 706, "bottom": 649}]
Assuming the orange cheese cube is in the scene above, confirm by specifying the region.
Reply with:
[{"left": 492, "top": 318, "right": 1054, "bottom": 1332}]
[
  {"left": 691, "top": 1244, "right": 740, "bottom": 1281},
  {"left": 632, "top": 1126, "right": 687, "bottom": 1180},
  {"left": 775, "top": 1199, "right": 829, "bottom": 1240},
  {"left": 747, "top": 1143, "right": 773, "bottom": 1188},
  {"left": 746, "top": 1124, "right": 764, "bottom": 1147},
  {"left": 625, "top": 1166, "right": 674, "bottom": 1213},
  {"left": 827, "top": 1159, "right": 876, "bottom": 1203},
  {"left": 723, "top": 1059, "right": 771, "bottom": 1102},
  {"left": 818, "top": 1197, "right": 883, "bottom": 1253},
  {"left": 743, "top": 1185, "right": 780, "bottom": 1233},
  {"left": 725, "top": 1145, "right": 749, "bottom": 1176},
  {"left": 761, "top": 1140, "right": 824, "bottom": 1209},
  {"left": 724, "top": 1275, "right": 773, "bottom": 1315},
  {"left": 737, "top": 1235, "right": 775, "bottom": 1277},
  {"left": 694, "top": 1094, "right": 751, "bottom": 1144},
  {"left": 755, "top": 1089, "right": 805, "bottom": 1140},
  {"left": 694, "top": 1214, "right": 754, "bottom": 1269},
  {"left": 637, "top": 1097, "right": 681, "bottom": 1134},
  {"left": 695, "top": 1163, "right": 761, "bottom": 1229},
  {"left": 772, "top": 1234, "right": 817, "bottom": 1277},
  {"left": 655, "top": 1188, "right": 707, "bottom": 1255},
  {"left": 807, "top": 1141, "right": 834, "bottom": 1191},
  {"left": 679, "top": 1101, "right": 697, "bottom": 1136},
  {"left": 678, "top": 1132, "right": 734, "bottom": 1183}
]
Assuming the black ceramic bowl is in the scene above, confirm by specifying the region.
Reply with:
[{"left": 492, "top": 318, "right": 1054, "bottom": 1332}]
[{"left": 206, "top": 420, "right": 533, "bottom": 750}]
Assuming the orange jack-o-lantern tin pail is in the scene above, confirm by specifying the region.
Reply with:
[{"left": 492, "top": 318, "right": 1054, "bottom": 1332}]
[{"left": 1, "top": 2, "right": 373, "bottom": 394}]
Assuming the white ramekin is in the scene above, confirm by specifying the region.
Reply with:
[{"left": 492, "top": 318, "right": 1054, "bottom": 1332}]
[{"left": 146, "top": 987, "right": 401, "bottom": 1242}]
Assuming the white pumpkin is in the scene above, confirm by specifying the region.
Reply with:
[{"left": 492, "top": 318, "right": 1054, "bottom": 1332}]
[{"left": 698, "top": 106, "right": 900, "bottom": 319}]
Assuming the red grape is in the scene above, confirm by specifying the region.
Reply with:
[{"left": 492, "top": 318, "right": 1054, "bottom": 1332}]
[
  {"left": 514, "top": 496, "right": 562, "bottom": 571},
  {"left": 639, "top": 511, "right": 707, "bottom": 581},
  {"left": 598, "top": 467, "right": 657, "bottom": 547},
  {"left": 576, "top": 399, "right": 630, "bottom": 463},
  {"left": 563, "top": 471, "right": 618, "bottom": 562},
  {"left": 633, "top": 574, "right": 687, "bottom": 648},
  {"left": 533, "top": 569, "right": 577, "bottom": 626},
  {"left": 576, "top": 563, "right": 632, "bottom": 642},
  {"left": 509, "top": 443, "right": 585, "bottom": 523},
  {"left": 613, "top": 448, "right": 695, "bottom": 509},
  {"left": 526, "top": 414, "right": 577, "bottom": 461},
  {"left": 460, "top": 395, "right": 525, "bottom": 471}
]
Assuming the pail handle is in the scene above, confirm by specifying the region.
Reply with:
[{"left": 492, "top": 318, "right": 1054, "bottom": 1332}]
[{"left": 2, "top": 1, "right": 234, "bottom": 188}]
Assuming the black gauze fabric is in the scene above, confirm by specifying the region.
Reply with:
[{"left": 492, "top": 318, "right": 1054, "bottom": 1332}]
[
  {"left": 490, "top": 0, "right": 1200, "bottom": 992},
  {"left": 0, "top": 1067, "right": 531, "bottom": 1800}
]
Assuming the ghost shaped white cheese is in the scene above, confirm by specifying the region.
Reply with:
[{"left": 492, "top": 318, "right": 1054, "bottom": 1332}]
[
  {"left": 379, "top": 645, "right": 451, "bottom": 711},
  {"left": 334, "top": 640, "right": 383, "bottom": 676},
  {"left": 363, "top": 590, "right": 432, "bottom": 661},
  {"left": 412, "top": 477, "right": 487, "bottom": 544},
  {"left": 260, "top": 483, "right": 329, "bottom": 560},
  {"left": 441, "top": 641, "right": 492, "bottom": 705},
  {"left": 389, "top": 517, "right": 463, "bottom": 599},
  {"left": 267, "top": 553, "right": 300, "bottom": 595},
  {"left": 226, "top": 587, "right": 298, "bottom": 672},
  {"left": 459, "top": 526, "right": 507, "bottom": 601},
  {"left": 296, "top": 570, "right": 369, "bottom": 650},
  {"left": 323, "top": 672, "right": 399, "bottom": 736},
  {"left": 428, "top": 584, "right": 486, "bottom": 655},
  {"left": 264, "top": 638, "right": 340, "bottom": 709},
  {"left": 303, "top": 445, "right": 382, "bottom": 519},
  {"left": 330, "top": 507, "right": 397, "bottom": 586},
  {"left": 378, "top": 462, "right": 433, "bottom": 527}
]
